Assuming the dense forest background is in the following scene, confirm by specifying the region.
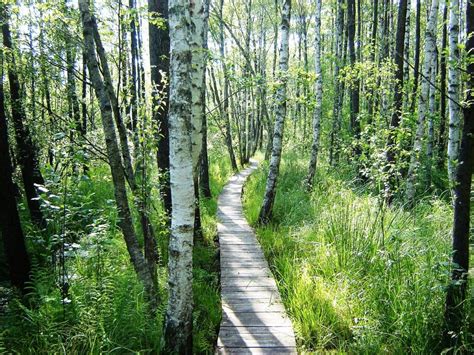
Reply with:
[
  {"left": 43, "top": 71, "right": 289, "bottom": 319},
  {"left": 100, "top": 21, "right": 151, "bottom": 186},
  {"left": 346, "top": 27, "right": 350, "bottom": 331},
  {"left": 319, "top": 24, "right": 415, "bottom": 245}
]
[{"left": 0, "top": 0, "right": 473, "bottom": 353}]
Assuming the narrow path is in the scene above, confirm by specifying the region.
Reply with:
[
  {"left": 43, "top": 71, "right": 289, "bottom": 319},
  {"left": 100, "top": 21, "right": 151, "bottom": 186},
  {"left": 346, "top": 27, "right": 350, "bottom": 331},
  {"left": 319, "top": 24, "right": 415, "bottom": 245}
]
[{"left": 216, "top": 160, "right": 297, "bottom": 354}]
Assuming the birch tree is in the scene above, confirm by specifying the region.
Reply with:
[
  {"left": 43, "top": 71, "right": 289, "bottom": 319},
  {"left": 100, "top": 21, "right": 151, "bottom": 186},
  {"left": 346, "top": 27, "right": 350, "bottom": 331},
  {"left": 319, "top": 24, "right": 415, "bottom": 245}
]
[
  {"left": 405, "top": 0, "right": 439, "bottom": 205},
  {"left": 163, "top": 0, "right": 195, "bottom": 351},
  {"left": 306, "top": 0, "right": 322, "bottom": 190},
  {"left": 258, "top": 0, "right": 291, "bottom": 224},
  {"left": 447, "top": 0, "right": 462, "bottom": 185},
  {"left": 78, "top": 0, "right": 157, "bottom": 312},
  {"left": 445, "top": 0, "right": 474, "bottom": 342}
]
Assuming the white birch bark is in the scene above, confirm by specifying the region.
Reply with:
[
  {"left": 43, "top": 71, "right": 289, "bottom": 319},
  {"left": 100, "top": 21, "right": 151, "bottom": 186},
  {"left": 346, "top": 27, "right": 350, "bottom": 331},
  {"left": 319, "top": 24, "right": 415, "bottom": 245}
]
[
  {"left": 306, "top": 0, "right": 322, "bottom": 190},
  {"left": 258, "top": 0, "right": 291, "bottom": 224},
  {"left": 403, "top": 0, "right": 411, "bottom": 109},
  {"left": 426, "top": 55, "right": 437, "bottom": 185},
  {"left": 190, "top": 0, "right": 210, "bottom": 170},
  {"left": 406, "top": 0, "right": 439, "bottom": 204},
  {"left": 447, "top": 0, "right": 461, "bottom": 185},
  {"left": 163, "top": 0, "right": 195, "bottom": 351}
]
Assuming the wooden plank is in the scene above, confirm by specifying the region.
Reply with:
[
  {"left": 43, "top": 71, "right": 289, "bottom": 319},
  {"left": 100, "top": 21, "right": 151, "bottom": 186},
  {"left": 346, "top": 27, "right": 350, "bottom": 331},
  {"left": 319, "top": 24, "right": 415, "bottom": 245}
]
[
  {"left": 218, "top": 331, "right": 296, "bottom": 348},
  {"left": 221, "top": 285, "right": 277, "bottom": 292},
  {"left": 221, "top": 268, "right": 272, "bottom": 278},
  {"left": 217, "top": 160, "right": 296, "bottom": 354},
  {"left": 223, "top": 302, "right": 285, "bottom": 313},
  {"left": 220, "top": 251, "right": 265, "bottom": 259},
  {"left": 220, "top": 261, "right": 268, "bottom": 268},
  {"left": 221, "top": 245, "right": 264, "bottom": 252},
  {"left": 216, "top": 347, "right": 297, "bottom": 354},
  {"left": 221, "top": 312, "right": 292, "bottom": 327},
  {"left": 222, "top": 294, "right": 281, "bottom": 303},
  {"left": 220, "top": 277, "right": 277, "bottom": 287},
  {"left": 220, "top": 239, "right": 259, "bottom": 246}
]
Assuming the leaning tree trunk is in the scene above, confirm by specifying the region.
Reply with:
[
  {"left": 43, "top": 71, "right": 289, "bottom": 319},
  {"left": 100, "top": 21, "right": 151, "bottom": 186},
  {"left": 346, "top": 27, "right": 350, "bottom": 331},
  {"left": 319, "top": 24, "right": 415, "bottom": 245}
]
[
  {"left": 258, "top": 0, "right": 291, "bottom": 225},
  {"left": 91, "top": 14, "right": 159, "bottom": 279},
  {"left": 1, "top": 5, "right": 45, "bottom": 228},
  {"left": 447, "top": 0, "right": 462, "bottom": 186},
  {"left": 79, "top": 0, "right": 157, "bottom": 312},
  {"left": 384, "top": 0, "right": 408, "bottom": 203},
  {"left": 405, "top": 0, "right": 439, "bottom": 205},
  {"left": 148, "top": 0, "right": 172, "bottom": 214},
  {"left": 0, "top": 55, "right": 31, "bottom": 295},
  {"left": 444, "top": 0, "right": 474, "bottom": 343},
  {"left": 305, "top": 0, "right": 322, "bottom": 191},
  {"left": 163, "top": 0, "right": 195, "bottom": 351}
]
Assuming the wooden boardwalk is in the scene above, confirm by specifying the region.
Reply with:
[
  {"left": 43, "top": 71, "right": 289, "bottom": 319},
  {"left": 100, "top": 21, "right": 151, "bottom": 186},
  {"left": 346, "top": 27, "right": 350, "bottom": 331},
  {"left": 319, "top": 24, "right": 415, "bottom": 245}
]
[{"left": 216, "top": 160, "right": 297, "bottom": 354}]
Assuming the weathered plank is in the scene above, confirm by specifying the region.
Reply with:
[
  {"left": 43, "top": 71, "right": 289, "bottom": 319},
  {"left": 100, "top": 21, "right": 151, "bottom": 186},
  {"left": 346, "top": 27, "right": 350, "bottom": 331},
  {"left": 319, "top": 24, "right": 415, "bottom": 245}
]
[
  {"left": 216, "top": 347, "right": 297, "bottom": 355},
  {"left": 220, "top": 277, "right": 277, "bottom": 287},
  {"left": 221, "top": 312, "right": 293, "bottom": 327},
  {"left": 218, "top": 331, "right": 296, "bottom": 348},
  {"left": 217, "top": 160, "right": 296, "bottom": 354}
]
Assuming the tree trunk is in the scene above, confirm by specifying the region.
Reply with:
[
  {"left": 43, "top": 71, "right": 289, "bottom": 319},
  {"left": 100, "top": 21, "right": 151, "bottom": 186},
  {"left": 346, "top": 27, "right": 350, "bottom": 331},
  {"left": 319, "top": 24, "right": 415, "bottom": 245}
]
[
  {"left": 347, "top": 0, "right": 361, "bottom": 160},
  {"left": 163, "top": 0, "right": 195, "bottom": 351},
  {"left": 438, "top": 3, "right": 448, "bottom": 170},
  {"left": 426, "top": 54, "right": 437, "bottom": 187},
  {"left": 384, "top": 0, "right": 408, "bottom": 203},
  {"left": 403, "top": 0, "right": 411, "bottom": 110},
  {"left": 258, "top": 0, "right": 291, "bottom": 225},
  {"left": 405, "top": 0, "right": 439, "bottom": 205},
  {"left": 219, "top": 0, "right": 238, "bottom": 171},
  {"left": 444, "top": 0, "right": 474, "bottom": 343},
  {"left": 129, "top": 0, "right": 139, "bottom": 134},
  {"left": 79, "top": 0, "right": 157, "bottom": 313},
  {"left": 410, "top": 0, "right": 421, "bottom": 112},
  {"left": 447, "top": 0, "right": 462, "bottom": 186},
  {"left": 190, "top": 0, "right": 210, "bottom": 238},
  {"left": 91, "top": 9, "right": 159, "bottom": 294},
  {"left": 1, "top": 5, "right": 45, "bottom": 228},
  {"left": 148, "top": 0, "right": 172, "bottom": 214},
  {"left": 306, "top": 0, "right": 322, "bottom": 191},
  {"left": 329, "top": 0, "right": 344, "bottom": 166},
  {"left": 0, "top": 54, "right": 31, "bottom": 295}
]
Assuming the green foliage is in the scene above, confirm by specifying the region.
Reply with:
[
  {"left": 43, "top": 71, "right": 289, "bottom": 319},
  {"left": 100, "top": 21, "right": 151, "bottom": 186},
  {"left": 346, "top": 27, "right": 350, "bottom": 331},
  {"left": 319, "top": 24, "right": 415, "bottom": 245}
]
[
  {"left": 1, "top": 146, "right": 232, "bottom": 353},
  {"left": 243, "top": 149, "right": 473, "bottom": 353}
]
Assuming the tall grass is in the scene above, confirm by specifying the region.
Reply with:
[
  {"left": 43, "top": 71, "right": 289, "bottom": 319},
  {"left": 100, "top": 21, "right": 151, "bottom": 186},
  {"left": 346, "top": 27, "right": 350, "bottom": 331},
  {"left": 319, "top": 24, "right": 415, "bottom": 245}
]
[
  {"left": 1, "top": 148, "right": 233, "bottom": 354},
  {"left": 244, "top": 150, "right": 473, "bottom": 353}
]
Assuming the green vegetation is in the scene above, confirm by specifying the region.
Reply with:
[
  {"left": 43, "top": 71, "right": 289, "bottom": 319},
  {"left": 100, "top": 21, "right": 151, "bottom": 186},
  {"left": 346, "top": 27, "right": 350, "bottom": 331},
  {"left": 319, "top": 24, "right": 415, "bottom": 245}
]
[
  {"left": 0, "top": 149, "right": 232, "bottom": 354},
  {"left": 244, "top": 150, "right": 473, "bottom": 353}
]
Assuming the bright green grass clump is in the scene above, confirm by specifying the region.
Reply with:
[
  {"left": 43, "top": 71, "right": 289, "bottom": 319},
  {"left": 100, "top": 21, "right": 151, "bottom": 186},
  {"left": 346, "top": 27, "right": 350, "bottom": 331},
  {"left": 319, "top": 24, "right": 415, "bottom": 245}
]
[
  {"left": 244, "top": 150, "right": 473, "bottom": 353},
  {"left": 1, "top": 148, "right": 233, "bottom": 354}
]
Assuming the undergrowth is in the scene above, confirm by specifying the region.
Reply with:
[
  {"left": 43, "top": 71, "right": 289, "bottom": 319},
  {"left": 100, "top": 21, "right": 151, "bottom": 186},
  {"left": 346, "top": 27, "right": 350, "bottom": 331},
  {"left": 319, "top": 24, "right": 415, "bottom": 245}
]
[
  {"left": 0, "top": 148, "right": 233, "bottom": 354},
  {"left": 244, "top": 150, "right": 474, "bottom": 353}
]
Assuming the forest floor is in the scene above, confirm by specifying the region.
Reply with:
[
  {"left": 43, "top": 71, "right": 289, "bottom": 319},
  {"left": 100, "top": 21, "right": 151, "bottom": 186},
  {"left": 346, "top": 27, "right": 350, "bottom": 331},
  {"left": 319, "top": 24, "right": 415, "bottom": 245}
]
[
  {"left": 0, "top": 149, "right": 234, "bottom": 353},
  {"left": 243, "top": 150, "right": 474, "bottom": 353}
]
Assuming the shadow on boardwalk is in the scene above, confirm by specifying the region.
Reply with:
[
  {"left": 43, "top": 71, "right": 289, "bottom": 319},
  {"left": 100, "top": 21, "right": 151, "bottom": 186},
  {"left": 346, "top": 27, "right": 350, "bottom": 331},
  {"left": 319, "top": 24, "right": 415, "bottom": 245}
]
[{"left": 216, "top": 160, "right": 297, "bottom": 354}]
